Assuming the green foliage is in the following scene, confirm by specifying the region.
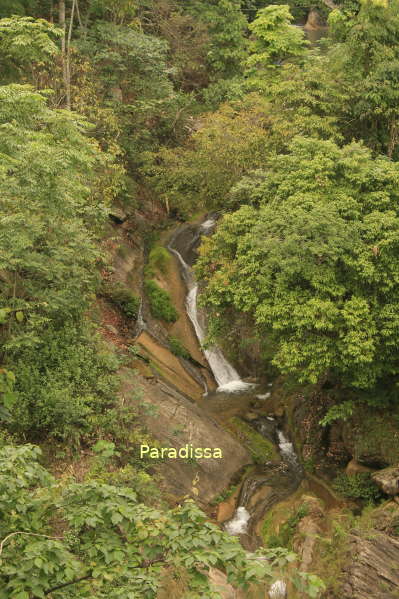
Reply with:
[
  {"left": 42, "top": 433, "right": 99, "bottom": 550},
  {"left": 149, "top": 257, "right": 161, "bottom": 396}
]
[
  {"left": 148, "top": 94, "right": 270, "bottom": 213},
  {"left": 148, "top": 246, "right": 171, "bottom": 274},
  {"left": 333, "top": 472, "right": 383, "bottom": 503},
  {"left": 145, "top": 279, "right": 178, "bottom": 322},
  {"left": 0, "top": 85, "right": 115, "bottom": 355},
  {"left": 246, "top": 5, "right": 308, "bottom": 71},
  {"left": 104, "top": 283, "right": 140, "bottom": 319},
  {"left": 185, "top": 0, "right": 248, "bottom": 79},
  {"left": 8, "top": 322, "right": 120, "bottom": 444},
  {"left": 320, "top": 401, "right": 354, "bottom": 427},
  {"left": 0, "top": 367, "right": 16, "bottom": 421},
  {"left": 326, "top": 0, "right": 399, "bottom": 156},
  {"left": 168, "top": 336, "right": 190, "bottom": 359},
  {"left": 267, "top": 504, "right": 308, "bottom": 549},
  {"left": 0, "top": 444, "right": 324, "bottom": 598},
  {"left": 196, "top": 136, "right": 399, "bottom": 391},
  {"left": 0, "top": 16, "right": 60, "bottom": 82}
]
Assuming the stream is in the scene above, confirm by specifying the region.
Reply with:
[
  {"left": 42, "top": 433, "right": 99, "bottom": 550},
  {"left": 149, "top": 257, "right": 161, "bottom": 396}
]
[{"left": 169, "top": 219, "right": 304, "bottom": 554}]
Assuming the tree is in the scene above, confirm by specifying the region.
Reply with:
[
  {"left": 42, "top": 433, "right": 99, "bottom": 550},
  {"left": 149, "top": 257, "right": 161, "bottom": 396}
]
[
  {"left": 246, "top": 4, "right": 308, "bottom": 74},
  {"left": 196, "top": 136, "right": 399, "bottom": 391},
  {"left": 0, "top": 15, "right": 60, "bottom": 83},
  {"left": 327, "top": 0, "right": 399, "bottom": 156},
  {"left": 147, "top": 94, "right": 271, "bottom": 214},
  {"left": 0, "top": 444, "right": 323, "bottom": 598},
  {"left": 183, "top": 0, "right": 248, "bottom": 79}
]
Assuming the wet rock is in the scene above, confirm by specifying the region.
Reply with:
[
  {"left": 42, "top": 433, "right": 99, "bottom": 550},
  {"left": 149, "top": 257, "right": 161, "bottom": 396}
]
[
  {"left": 372, "top": 465, "right": 399, "bottom": 496},
  {"left": 342, "top": 529, "right": 399, "bottom": 599},
  {"left": 120, "top": 368, "right": 251, "bottom": 504}
]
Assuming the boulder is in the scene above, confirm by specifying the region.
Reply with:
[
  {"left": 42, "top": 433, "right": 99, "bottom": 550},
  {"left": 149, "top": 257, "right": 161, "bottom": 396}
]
[
  {"left": 342, "top": 530, "right": 399, "bottom": 599},
  {"left": 372, "top": 465, "right": 399, "bottom": 496},
  {"left": 346, "top": 458, "right": 374, "bottom": 476}
]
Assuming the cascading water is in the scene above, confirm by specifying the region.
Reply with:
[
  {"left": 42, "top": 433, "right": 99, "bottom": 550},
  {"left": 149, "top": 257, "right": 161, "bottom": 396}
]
[{"left": 169, "top": 218, "right": 254, "bottom": 393}]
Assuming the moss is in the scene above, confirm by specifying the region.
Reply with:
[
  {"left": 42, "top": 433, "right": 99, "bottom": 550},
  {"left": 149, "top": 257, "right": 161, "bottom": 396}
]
[
  {"left": 264, "top": 504, "right": 308, "bottom": 549},
  {"left": 144, "top": 279, "right": 178, "bottom": 323},
  {"left": 228, "top": 417, "right": 278, "bottom": 463},
  {"left": 168, "top": 336, "right": 190, "bottom": 360},
  {"left": 148, "top": 246, "right": 171, "bottom": 274}
]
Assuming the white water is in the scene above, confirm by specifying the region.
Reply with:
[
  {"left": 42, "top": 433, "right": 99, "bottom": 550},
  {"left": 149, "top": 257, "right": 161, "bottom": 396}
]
[
  {"left": 269, "top": 580, "right": 287, "bottom": 599},
  {"left": 277, "top": 430, "right": 300, "bottom": 469},
  {"left": 224, "top": 506, "right": 251, "bottom": 535},
  {"left": 169, "top": 220, "right": 253, "bottom": 393}
]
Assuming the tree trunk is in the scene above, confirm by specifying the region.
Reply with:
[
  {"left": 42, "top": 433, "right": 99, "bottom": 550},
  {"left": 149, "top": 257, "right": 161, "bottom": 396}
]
[{"left": 58, "top": 0, "right": 70, "bottom": 109}]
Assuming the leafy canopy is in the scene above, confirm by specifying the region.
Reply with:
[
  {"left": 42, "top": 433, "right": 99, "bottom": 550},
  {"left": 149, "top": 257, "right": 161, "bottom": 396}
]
[
  {"left": 196, "top": 136, "right": 399, "bottom": 390},
  {"left": 0, "top": 444, "right": 322, "bottom": 599}
]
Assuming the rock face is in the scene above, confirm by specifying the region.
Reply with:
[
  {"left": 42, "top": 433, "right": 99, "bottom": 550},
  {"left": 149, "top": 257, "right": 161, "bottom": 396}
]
[
  {"left": 342, "top": 530, "right": 399, "bottom": 599},
  {"left": 120, "top": 368, "right": 250, "bottom": 504},
  {"left": 372, "top": 466, "right": 399, "bottom": 496}
]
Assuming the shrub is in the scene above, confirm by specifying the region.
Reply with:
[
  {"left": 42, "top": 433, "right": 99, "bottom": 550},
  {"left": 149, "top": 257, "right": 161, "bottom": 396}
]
[
  {"left": 333, "top": 472, "right": 383, "bottom": 504},
  {"left": 145, "top": 279, "right": 178, "bottom": 322},
  {"left": 105, "top": 283, "right": 140, "bottom": 319},
  {"left": 8, "top": 323, "right": 120, "bottom": 445},
  {"left": 169, "top": 336, "right": 190, "bottom": 359},
  {"left": 148, "top": 246, "right": 171, "bottom": 274}
]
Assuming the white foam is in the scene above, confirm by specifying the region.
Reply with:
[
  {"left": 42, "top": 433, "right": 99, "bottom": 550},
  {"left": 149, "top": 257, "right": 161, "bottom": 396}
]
[
  {"left": 224, "top": 507, "right": 250, "bottom": 535},
  {"left": 200, "top": 218, "right": 216, "bottom": 230},
  {"left": 277, "top": 430, "right": 298, "bottom": 464},
  {"left": 269, "top": 580, "right": 287, "bottom": 599},
  {"left": 217, "top": 379, "right": 255, "bottom": 393},
  {"left": 256, "top": 392, "right": 271, "bottom": 400}
]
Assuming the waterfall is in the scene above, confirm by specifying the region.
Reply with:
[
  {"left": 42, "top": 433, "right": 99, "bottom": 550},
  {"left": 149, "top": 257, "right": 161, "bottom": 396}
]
[
  {"left": 169, "top": 219, "right": 253, "bottom": 393},
  {"left": 224, "top": 506, "right": 251, "bottom": 535}
]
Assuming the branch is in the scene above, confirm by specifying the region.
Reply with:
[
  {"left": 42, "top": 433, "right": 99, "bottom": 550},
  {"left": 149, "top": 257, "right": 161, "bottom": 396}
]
[
  {"left": 44, "top": 574, "right": 92, "bottom": 595},
  {"left": 42, "top": 556, "right": 166, "bottom": 595},
  {"left": 0, "top": 532, "right": 63, "bottom": 556}
]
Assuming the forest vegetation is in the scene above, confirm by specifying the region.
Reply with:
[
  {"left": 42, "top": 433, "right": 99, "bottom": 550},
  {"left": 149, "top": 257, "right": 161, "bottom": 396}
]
[{"left": 1, "top": 0, "right": 399, "bottom": 597}]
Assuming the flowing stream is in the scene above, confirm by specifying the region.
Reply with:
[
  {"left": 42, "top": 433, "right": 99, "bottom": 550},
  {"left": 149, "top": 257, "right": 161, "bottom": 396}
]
[
  {"left": 168, "top": 218, "right": 253, "bottom": 393},
  {"left": 168, "top": 218, "right": 307, "bottom": 598}
]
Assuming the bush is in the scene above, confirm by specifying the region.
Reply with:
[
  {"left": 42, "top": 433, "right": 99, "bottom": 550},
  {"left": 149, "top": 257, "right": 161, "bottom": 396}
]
[
  {"left": 333, "top": 473, "right": 383, "bottom": 504},
  {"left": 105, "top": 283, "right": 140, "bottom": 319},
  {"left": 145, "top": 279, "right": 178, "bottom": 322},
  {"left": 169, "top": 336, "right": 190, "bottom": 359},
  {"left": 148, "top": 246, "right": 171, "bottom": 274},
  {"left": 8, "top": 323, "right": 120, "bottom": 445}
]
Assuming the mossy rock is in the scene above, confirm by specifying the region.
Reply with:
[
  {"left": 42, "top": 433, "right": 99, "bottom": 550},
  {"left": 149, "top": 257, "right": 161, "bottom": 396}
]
[{"left": 227, "top": 417, "right": 278, "bottom": 463}]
